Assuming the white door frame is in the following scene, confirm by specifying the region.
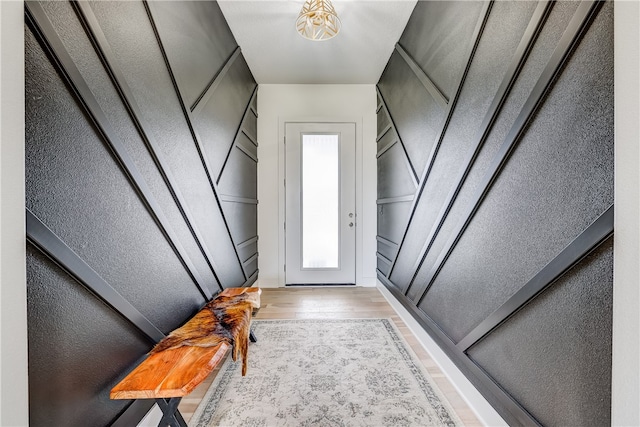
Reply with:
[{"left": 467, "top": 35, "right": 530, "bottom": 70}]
[
  {"left": 277, "top": 116, "right": 363, "bottom": 287},
  {"left": 284, "top": 122, "right": 356, "bottom": 284}
]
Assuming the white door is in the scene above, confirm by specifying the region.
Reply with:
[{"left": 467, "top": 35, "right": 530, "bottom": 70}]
[{"left": 285, "top": 122, "right": 356, "bottom": 285}]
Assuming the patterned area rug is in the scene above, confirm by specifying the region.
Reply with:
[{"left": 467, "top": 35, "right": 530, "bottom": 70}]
[{"left": 190, "top": 319, "right": 462, "bottom": 427}]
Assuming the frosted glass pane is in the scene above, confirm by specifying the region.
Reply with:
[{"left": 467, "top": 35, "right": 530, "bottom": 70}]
[{"left": 302, "top": 134, "right": 339, "bottom": 268}]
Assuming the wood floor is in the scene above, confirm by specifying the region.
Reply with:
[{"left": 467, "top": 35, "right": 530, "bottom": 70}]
[{"left": 178, "top": 286, "right": 481, "bottom": 426}]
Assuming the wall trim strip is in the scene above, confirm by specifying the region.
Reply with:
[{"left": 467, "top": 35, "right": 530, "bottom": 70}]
[
  {"left": 376, "top": 252, "right": 393, "bottom": 266},
  {"left": 236, "top": 142, "right": 259, "bottom": 163},
  {"left": 403, "top": 0, "right": 553, "bottom": 296},
  {"left": 191, "top": 47, "right": 241, "bottom": 115},
  {"left": 237, "top": 236, "right": 258, "bottom": 248},
  {"left": 378, "top": 273, "right": 540, "bottom": 426},
  {"left": 74, "top": 0, "right": 224, "bottom": 295},
  {"left": 395, "top": 43, "right": 449, "bottom": 109},
  {"left": 415, "top": 0, "right": 603, "bottom": 306},
  {"left": 386, "top": 0, "right": 493, "bottom": 281},
  {"left": 376, "top": 235, "right": 398, "bottom": 248},
  {"left": 376, "top": 123, "right": 392, "bottom": 141},
  {"left": 26, "top": 209, "right": 166, "bottom": 343},
  {"left": 376, "top": 132, "right": 399, "bottom": 158},
  {"left": 220, "top": 195, "right": 259, "bottom": 204},
  {"left": 243, "top": 128, "right": 259, "bottom": 147},
  {"left": 145, "top": 0, "right": 248, "bottom": 283},
  {"left": 457, "top": 205, "right": 614, "bottom": 351},
  {"left": 25, "top": 1, "right": 212, "bottom": 300},
  {"left": 376, "top": 195, "right": 414, "bottom": 204}
]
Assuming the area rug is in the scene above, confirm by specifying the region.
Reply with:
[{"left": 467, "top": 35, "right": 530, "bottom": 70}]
[{"left": 189, "top": 319, "right": 462, "bottom": 427}]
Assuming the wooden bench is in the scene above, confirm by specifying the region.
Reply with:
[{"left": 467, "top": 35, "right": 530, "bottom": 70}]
[{"left": 111, "top": 287, "right": 261, "bottom": 427}]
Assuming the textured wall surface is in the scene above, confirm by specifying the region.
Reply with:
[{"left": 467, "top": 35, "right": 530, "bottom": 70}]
[
  {"left": 377, "top": 1, "right": 614, "bottom": 425},
  {"left": 24, "top": 1, "right": 257, "bottom": 425}
]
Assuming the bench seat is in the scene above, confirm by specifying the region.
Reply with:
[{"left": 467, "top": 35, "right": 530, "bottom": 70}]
[{"left": 110, "top": 287, "right": 261, "bottom": 425}]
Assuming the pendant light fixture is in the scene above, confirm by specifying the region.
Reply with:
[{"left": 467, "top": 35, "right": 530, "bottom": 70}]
[{"left": 296, "top": 0, "right": 341, "bottom": 41}]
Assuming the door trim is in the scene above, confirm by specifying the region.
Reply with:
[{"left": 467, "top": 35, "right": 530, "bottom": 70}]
[{"left": 277, "top": 117, "right": 363, "bottom": 287}]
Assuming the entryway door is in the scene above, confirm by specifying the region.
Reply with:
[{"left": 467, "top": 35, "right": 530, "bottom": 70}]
[{"left": 285, "top": 122, "right": 356, "bottom": 285}]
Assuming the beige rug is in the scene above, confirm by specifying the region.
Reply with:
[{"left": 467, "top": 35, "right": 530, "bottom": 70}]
[{"left": 190, "top": 319, "right": 462, "bottom": 427}]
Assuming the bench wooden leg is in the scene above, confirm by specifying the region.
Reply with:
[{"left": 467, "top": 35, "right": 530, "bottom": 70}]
[
  {"left": 250, "top": 329, "right": 257, "bottom": 343},
  {"left": 156, "top": 397, "right": 187, "bottom": 427}
]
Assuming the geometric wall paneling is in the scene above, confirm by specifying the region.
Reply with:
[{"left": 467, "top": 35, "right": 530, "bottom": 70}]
[
  {"left": 420, "top": 0, "right": 613, "bottom": 341},
  {"left": 377, "top": 0, "right": 612, "bottom": 425},
  {"left": 457, "top": 205, "right": 614, "bottom": 353},
  {"left": 398, "top": 0, "right": 486, "bottom": 102},
  {"left": 408, "top": 0, "right": 585, "bottom": 303},
  {"left": 218, "top": 87, "right": 259, "bottom": 186},
  {"left": 190, "top": 54, "right": 256, "bottom": 177},
  {"left": 26, "top": 245, "right": 153, "bottom": 427},
  {"left": 139, "top": 0, "right": 238, "bottom": 109},
  {"left": 26, "top": 210, "right": 166, "bottom": 344},
  {"left": 25, "top": 0, "right": 258, "bottom": 424},
  {"left": 385, "top": 1, "right": 492, "bottom": 291},
  {"left": 146, "top": 0, "right": 256, "bottom": 288},
  {"left": 394, "top": 43, "right": 448, "bottom": 109},
  {"left": 378, "top": 274, "right": 539, "bottom": 426},
  {"left": 401, "top": 0, "right": 554, "bottom": 299},
  {"left": 467, "top": 238, "right": 614, "bottom": 427},
  {"left": 74, "top": 0, "right": 223, "bottom": 295},
  {"left": 377, "top": 140, "right": 418, "bottom": 201},
  {"left": 377, "top": 50, "right": 447, "bottom": 180},
  {"left": 413, "top": 0, "right": 607, "bottom": 309},
  {"left": 217, "top": 87, "right": 259, "bottom": 283},
  {"left": 377, "top": 200, "right": 413, "bottom": 252},
  {"left": 25, "top": 2, "right": 211, "bottom": 316}
]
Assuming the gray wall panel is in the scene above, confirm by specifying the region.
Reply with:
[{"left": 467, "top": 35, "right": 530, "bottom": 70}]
[
  {"left": 244, "top": 109, "right": 258, "bottom": 142},
  {"left": 377, "top": 202, "right": 412, "bottom": 246},
  {"left": 377, "top": 108, "right": 391, "bottom": 137},
  {"left": 25, "top": 25, "right": 204, "bottom": 334},
  {"left": 219, "top": 147, "right": 258, "bottom": 199},
  {"left": 377, "top": 142, "right": 416, "bottom": 200},
  {"left": 237, "top": 240, "right": 258, "bottom": 265},
  {"left": 468, "top": 239, "right": 613, "bottom": 427},
  {"left": 399, "top": 1, "right": 484, "bottom": 100},
  {"left": 141, "top": 0, "right": 237, "bottom": 107},
  {"left": 91, "top": 0, "right": 249, "bottom": 288},
  {"left": 45, "top": 0, "right": 217, "bottom": 289},
  {"left": 378, "top": 51, "right": 446, "bottom": 177},
  {"left": 223, "top": 202, "right": 258, "bottom": 246},
  {"left": 193, "top": 55, "right": 257, "bottom": 178},
  {"left": 25, "top": 0, "right": 257, "bottom": 424},
  {"left": 411, "top": 0, "right": 582, "bottom": 300},
  {"left": 377, "top": 240, "right": 397, "bottom": 263},
  {"left": 378, "top": 0, "right": 614, "bottom": 423},
  {"left": 27, "top": 246, "right": 151, "bottom": 427},
  {"left": 421, "top": 1, "right": 613, "bottom": 341},
  {"left": 391, "top": 0, "right": 538, "bottom": 293}
]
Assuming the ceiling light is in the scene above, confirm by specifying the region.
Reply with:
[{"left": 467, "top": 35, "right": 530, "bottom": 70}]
[{"left": 296, "top": 0, "right": 341, "bottom": 41}]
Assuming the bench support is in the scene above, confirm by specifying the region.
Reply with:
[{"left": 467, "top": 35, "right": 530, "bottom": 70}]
[{"left": 156, "top": 397, "right": 187, "bottom": 427}]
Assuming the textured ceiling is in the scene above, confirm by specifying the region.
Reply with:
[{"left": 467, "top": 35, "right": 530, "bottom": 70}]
[{"left": 218, "top": 0, "right": 417, "bottom": 84}]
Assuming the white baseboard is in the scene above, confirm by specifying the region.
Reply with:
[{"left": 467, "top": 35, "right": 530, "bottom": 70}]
[{"left": 376, "top": 281, "right": 507, "bottom": 427}]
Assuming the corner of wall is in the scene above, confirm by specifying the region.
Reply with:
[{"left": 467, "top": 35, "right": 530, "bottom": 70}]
[
  {"left": 376, "top": 281, "right": 507, "bottom": 427},
  {"left": 0, "top": 1, "right": 29, "bottom": 425}
]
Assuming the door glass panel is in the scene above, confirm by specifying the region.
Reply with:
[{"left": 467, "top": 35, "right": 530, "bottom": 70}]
[{"left": 302, "top": 134, "right": 339, "bottom": 268}]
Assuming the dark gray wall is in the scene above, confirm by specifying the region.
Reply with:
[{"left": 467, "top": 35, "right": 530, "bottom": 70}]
[
  {"left": 377, "top": 1, "right": 614, "bottom": 425},
  {"left": 24, "top": 1, "right": 257, "bottom": 425}
]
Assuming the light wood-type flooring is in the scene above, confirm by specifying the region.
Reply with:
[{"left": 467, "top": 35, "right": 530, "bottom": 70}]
[{"left": 178, "top": 286, "right": 481, "bottom": 426}]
